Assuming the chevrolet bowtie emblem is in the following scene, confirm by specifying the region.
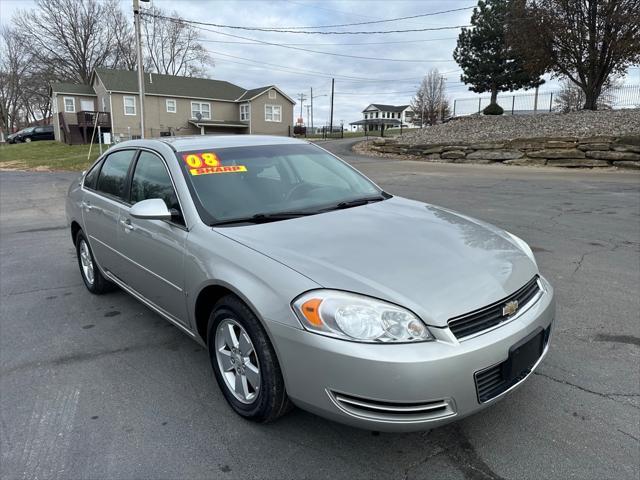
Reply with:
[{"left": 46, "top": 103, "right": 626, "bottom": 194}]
[{"left": 502, "top": 300, "right": 519, "bottom": 317}]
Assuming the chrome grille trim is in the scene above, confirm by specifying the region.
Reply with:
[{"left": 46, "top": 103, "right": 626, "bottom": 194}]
[
  {"left": 328, "top": 390, "right": 456, "bottom": 423},
  {"left": 448, "top": 276, "right": 543, "bottom": 340}
]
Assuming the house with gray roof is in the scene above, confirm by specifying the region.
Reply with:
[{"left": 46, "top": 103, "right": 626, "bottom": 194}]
[
  {"left": 49, "top": 68, "right": 295, "bottom": 144},
  {"left": 350, "top": 104, "right": 416, "bottom": 132}
]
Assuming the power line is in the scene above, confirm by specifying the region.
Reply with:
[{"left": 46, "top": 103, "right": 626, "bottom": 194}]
[
  {"left": 164, "top": 19, "right": 457, "bottom": 64},
  {"left": 140, "top": 12, "right": 470, "bottom": 35},
  {"left": 209, "top": 50, "right": 425, "bottom": 82},
  {"left": 195, "top": 36, "right": 458, "bottom": 46},
  {"left": 252, "top": 6, "right": 475, "bottom": 29},
  {"left": 209, "top": 48, "right": 464, "bottom": 85}
]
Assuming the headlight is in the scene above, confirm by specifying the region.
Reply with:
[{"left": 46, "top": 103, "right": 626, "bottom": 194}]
[
  {"left": 506, "top": 231, "right": 537, "bottom": 268},
  {"left": 292, "top": 290, "right": 433, "bottom": 343}
]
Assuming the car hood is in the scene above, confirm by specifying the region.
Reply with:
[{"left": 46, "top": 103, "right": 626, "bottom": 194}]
[{"left": 217, "top": 197, "right": 538, "bottom": 327}]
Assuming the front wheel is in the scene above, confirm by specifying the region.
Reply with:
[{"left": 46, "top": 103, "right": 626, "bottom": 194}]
[
  {"left": 208, "top": 295, "right": 292, "bottom": 423},
  {"left": 75, "top": 230, "right": 115, "bottom": 294},
  {"left": 24, "top": 137, "right": 32, "bottom": 143}
]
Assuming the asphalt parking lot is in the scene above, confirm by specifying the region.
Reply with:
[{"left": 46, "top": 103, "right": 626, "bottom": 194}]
[{"left": 1, "top": 138, "right": 639, "bottom": 480}]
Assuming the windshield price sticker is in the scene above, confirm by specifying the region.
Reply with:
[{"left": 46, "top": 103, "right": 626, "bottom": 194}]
[
  {"left": 190, "top": 165, "right": 247, "bottom": 176},
  {"left": 182, "top": 152, "right": 247, "bottom": 176}
]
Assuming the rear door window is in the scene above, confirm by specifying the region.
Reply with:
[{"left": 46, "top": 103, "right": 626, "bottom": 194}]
[
  {"left": 83, "top": 160, "right": 103, "bottom": 190},
  {"left": 95, "top": 150, "right": 136, "bottom": 200}
]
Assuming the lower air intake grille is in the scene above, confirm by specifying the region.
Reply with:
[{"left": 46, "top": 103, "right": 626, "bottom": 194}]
[
  {"left": 449, "top": 276, "right": 542, "bottom": 339},
  {"left": 330, "top": 391, "right": 456, "bottom": 422}
]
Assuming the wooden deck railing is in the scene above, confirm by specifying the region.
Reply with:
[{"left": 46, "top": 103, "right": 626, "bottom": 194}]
[{"left": 76, "top": 111, "right": 110, "bottom": 128}]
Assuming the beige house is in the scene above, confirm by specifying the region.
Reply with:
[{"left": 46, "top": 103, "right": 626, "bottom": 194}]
[{"left": 49, "top": 68, "right": 295, "bottom": 144}]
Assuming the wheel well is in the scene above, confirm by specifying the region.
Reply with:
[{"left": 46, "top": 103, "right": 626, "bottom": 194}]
[
  {"left": 71, "top": 221, "right": 82, "bottom": 245},
  {"left": 194, "top": 285, "right": 236, "bottom": 344}
]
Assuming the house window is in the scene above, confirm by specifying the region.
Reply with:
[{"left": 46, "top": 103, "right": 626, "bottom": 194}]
[
  {"left": 191, "top": 102, "right": 211, "bottom": 119},
  {"left": 124, "top": 96, "right": 136, "bottom": 115},
  {"left": 375, "top": 112, "right": 379, "bottom": 118},
  {"left": 265, "top": 104, "right": 281, "bottom": 122},
  {"left": 64, "top": 97, "right": 75, "bottom": 113},
  {"left": 101, "top": 97, "right": 107, "bottom": 112},
  {"left": 268, "top": 90, "right": 276, "bottom": 99},
  {"left": 240, "top": 104, "right": 250, "bottom": 121},
  {"left": 166, "top": 99, "right": 177, "bottom": 113}
]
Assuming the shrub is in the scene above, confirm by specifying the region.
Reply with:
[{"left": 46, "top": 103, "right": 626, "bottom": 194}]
[{"left": 483, "top": 103, "right": 504, "bottom": 115}]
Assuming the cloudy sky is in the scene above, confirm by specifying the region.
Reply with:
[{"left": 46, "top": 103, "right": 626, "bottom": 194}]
[{"left": 1, "top": 0, "right": 639, "bottom": 124}]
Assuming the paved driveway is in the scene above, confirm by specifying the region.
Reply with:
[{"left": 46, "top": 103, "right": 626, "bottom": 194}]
[{"left": 1, "top": 141, "right": 638, "bottom": 479}]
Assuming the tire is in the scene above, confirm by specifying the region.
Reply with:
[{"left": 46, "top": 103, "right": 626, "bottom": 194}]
[
  {"left": 208, "top": 295, "right": 292, "bottom": 423},
  {"left": 75, "top": 230, "right": 115, "bottom": 294},
  {"left": 24, "top": 137, "right": 32, "bottom": 143}
]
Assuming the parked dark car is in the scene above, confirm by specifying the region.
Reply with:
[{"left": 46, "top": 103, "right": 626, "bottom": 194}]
[
  {"left": 15, "top": 125, "right": 54, "bottom": 143},
  {"left": 6, "top": 131, "right": 22, "bottom": 144}
]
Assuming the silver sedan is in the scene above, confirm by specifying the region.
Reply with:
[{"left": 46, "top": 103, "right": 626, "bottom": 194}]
[{"left": 66, "top": 135, "right": 554, "bottom": 431}]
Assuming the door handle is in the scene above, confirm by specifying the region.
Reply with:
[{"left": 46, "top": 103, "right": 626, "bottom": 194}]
[
  {"left": 120, "top": 218, "right": 134, "bottom": 232},
  {"left": 81, "top": 201, "right": 93, "bottom": 211}
]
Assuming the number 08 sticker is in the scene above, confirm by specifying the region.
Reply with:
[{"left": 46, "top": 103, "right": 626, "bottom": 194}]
[{"left": 182, "top": 152, "right": 247, "bottom": 176}]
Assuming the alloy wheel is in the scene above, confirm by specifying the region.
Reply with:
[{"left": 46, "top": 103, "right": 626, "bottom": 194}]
[
  {"left": 215, "top": 318, "right": 261, "bottom": 404},
  {"left": 79, "top": 239, "right": 95, "bottom": 285}
]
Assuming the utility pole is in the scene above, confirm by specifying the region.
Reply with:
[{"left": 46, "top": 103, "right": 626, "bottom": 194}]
[
  {"left": 310, "top": 87, "right": 313, "bottom": 130},
  {"left": 438, "top": 75, "right": 446, "bottom": 123},
  {"left": 329, "top": 78, "right": 334, "bottom": 135},
  {"left": 297, "top": 93, "right": 307, "bottom": 124},
  {"left": 133, "top": 0, "right": 148, "bottom": 138},
  {"left": 306, "top": 105, "right": 311, "bottom": 128}
]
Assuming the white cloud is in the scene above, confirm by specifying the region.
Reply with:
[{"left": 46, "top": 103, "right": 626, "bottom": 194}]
[{"left": 2, "top": 0, "right": 638, "bottom": 123}]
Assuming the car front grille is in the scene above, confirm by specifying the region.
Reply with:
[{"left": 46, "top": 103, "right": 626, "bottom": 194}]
[
  {"left": 475, "top": 326, "right": 551, "bottom": 403},
  {"left": 330, "top": 391, "right": 455, "bottom": 422},
  {"left": 448, "top": 276, "right": 542, "bottom": 340}
]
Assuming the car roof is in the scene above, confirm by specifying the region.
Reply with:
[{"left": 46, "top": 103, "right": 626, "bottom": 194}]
[{"left": 114, "top": 135, "right": 309, "bottom": 153}]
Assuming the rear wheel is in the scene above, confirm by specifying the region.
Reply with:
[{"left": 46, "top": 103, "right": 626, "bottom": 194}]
[
  {"left": 208, "top": 295, "right": 292, "bottom": 423},
  {"left": 75, "top": 230, "right": 115, "bottom": 294}
]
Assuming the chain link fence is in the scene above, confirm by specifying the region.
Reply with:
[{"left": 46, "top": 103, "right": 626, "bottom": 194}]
[{"left": 452, "top": 85, "right": 640, "bottom": 116}]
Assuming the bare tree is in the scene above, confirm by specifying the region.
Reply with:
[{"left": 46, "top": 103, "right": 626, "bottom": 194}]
[
  {"left": 21, "top": 66, "right": 56, "bottom": 124},
  {"left": 112, "top": 8, "right": 139, "bottom": 71},
  {"left": 410, "top": 69, "right": 450, "bottom": 127},
  {"left": 14, "top": 0, "right": 128, "bottom": 84},
  {"left": 0, "top": 27, "right": 30, "bottom": 133},
  {"left": 554, "top": 78, "right": 618, "bottom": 112},
  {"left": 141, "top": 7, "right": 212, "bottom": 77},
  {"left": 509, "top": 0, "right": 640, "bottom": 110}
]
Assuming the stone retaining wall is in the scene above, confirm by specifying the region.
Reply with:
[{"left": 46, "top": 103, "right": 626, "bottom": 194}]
[{"left": 370, "top": 135, "right": 640, "bottom": 169}]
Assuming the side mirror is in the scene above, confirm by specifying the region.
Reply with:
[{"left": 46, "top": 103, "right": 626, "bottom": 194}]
[{"left": 129, "top": 198, "right": 172, "bottom": 220}]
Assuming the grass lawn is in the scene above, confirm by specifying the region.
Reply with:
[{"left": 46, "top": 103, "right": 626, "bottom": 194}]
[{"left": 0, "top": 141, "right": 101, "bottom": 171}]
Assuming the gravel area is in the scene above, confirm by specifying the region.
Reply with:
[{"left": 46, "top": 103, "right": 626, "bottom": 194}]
[{"left": 399, "top": 108, "right": 640, "bottom": 145}]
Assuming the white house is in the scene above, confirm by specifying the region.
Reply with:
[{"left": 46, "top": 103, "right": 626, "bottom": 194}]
[{"left": 350, "top": 104, "right": 416, "bottom": 132}]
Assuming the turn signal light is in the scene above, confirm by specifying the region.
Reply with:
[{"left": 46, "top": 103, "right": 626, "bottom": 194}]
[{"left": 301, "top": 298, "right": 323, "bottom": 326}]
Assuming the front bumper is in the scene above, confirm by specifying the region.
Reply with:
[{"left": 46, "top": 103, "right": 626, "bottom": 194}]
[{"left": 270, "top": 277, "right": 555, "bottom": 432}]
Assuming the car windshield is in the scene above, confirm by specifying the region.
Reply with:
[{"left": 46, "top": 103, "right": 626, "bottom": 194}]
[{"left": 176, "top": 143, "right": 384, "bottom": 225}]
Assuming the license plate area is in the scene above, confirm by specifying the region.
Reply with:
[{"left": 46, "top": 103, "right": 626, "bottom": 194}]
[
  {"left": 503, "top": 328, "right": 545, "bottom": 382},
  {"left": 474, "top": 327, "right": 547, "bottom": 403}
]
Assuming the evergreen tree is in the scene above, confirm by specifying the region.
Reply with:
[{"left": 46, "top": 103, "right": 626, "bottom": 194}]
[{"left": 453, "top": 0, "right": 543, "bottom": 109}]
